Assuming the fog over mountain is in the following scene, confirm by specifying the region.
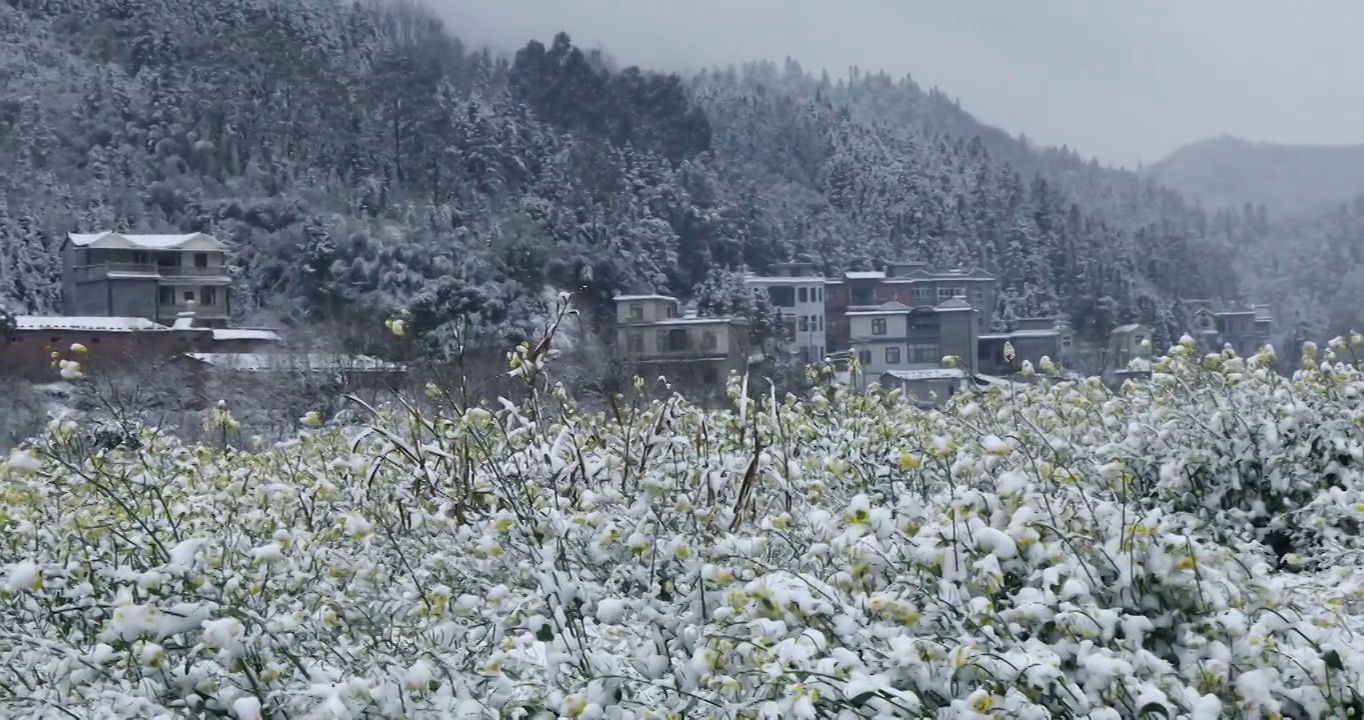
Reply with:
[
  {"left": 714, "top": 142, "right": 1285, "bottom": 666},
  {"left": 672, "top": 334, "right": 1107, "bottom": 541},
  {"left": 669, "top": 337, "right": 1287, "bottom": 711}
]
[{"left": 1148, "top": 135, "right": 1364, "bottom": 217}]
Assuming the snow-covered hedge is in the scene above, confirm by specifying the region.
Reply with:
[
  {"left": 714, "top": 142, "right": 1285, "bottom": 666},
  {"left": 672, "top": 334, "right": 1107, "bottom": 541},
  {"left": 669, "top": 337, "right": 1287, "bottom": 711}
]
[{"left": 3, "top": 334, "right": 1364, "bottom": 718}]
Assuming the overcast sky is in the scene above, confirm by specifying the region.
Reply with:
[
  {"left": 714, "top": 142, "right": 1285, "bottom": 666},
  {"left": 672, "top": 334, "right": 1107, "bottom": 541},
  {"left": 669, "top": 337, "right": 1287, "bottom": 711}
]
[{"left": 432, "top": 0, "right": 1364, "bottom": 169}]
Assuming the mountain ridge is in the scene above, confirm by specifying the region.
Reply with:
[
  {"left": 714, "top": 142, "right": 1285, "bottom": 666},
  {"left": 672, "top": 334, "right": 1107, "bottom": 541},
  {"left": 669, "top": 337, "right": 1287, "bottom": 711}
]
[{"left": 1147, "top": 134, "right": 1364, "bottom": 217}]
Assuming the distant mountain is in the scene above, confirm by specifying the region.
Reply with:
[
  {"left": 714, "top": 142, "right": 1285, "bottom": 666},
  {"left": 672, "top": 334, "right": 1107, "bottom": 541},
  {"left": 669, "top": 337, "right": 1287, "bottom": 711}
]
[{"left": 1147, "top": 135, "right": 1364, "bottom": 217}]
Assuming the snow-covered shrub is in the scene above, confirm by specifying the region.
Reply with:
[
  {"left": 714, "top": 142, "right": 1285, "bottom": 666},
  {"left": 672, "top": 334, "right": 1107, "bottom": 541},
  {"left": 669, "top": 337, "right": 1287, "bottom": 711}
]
[{"left": 2, "top": 331, "right": 1364, "bottom": 718}]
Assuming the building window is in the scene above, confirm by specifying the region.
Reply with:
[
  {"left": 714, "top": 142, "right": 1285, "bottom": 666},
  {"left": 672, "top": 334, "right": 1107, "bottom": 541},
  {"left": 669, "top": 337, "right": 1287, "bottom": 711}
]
[
  {"left": 938, "top": 286, "right": 966, "bottom": 299},
  {"left": 666, "top": 304, "right": 677, "bottom": 318},
  {"left": 769, "top": 286, "right": 795, "bottom": 307},
  {"left": 912, "top": 287, "right": 932, "bottom": 301},
  {"left": 183, "top": 290, "right": 196, "bottom": 303},
  {"left": 799, "top": 316, "right": 810, "bottom": 332},
  {"left": 202, "top": 287, "right": 217, "bottom": 306},
  {"left": 871, "top": 318, "right": 887, "bottom": 336},
  {"left": 885, "top": 346, "right": 901, "bottom": 364},
  {"left": 627, "top": 332, "right": 644, "bottom": 354},
  {"left": 666, "top": 328, "right": 689, "bottom": 351},
  {"left": 817, "top": 315, "right": 824, "bottom": 331},
  {"left": 159, "top": 287, "right": 174, "bottom": 305},
  {"left": 908, "top": 343, "right": 938, "bottom": 363},
  {"left": 1062, "top": 337, "right": 1073, "bottom": 349},
  {"left": 701, "top": 331, "right": 718, "bottom": 350},
  {"left": 195, "top": 253, "right": 209, "bottom": 268},
  {"left": 158, "top": 253, "right": 180, "bottom": 267},
  {"left": 133, "top": 251, "right": 149, "bottom": 265},
  {"left": 629, "top": 304, "right": 644, "bottom": 320},
  {"left": 858, "top": 350, "right": 872, "bottom": 365},
  {"left": 798, "top": 287, "right": 808, "bottom": 303}
]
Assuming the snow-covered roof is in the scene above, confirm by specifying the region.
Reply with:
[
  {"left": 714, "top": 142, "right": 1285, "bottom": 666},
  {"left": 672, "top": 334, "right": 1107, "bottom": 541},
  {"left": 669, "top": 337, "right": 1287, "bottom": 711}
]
[
  {"left": 1112, "top": 324, "right": 1148, "bottom": 334},
  {"left": 181, "top": 353, "right": 403, "bottom": 372},
  {"left": 66, "top": 231, "right": 226, "bottom": 252},
  {"left": 974, "top": 373, "right": 1030, "bottom": 389},
  {"left": 211, "top": 329, "right": 282, "bottom": 342},
  {"left": 1006, "top": 329, "right": 1060, "bottom": 338},
  {"left": 882, "top": 369, "right": 966, "bottom": 382},
  {"left": 14, "top": 315, "right": 168, "bottom": 332},
  {"left": 614, "top": 294, "right": 677, "bottom": 303},
  {"left": 934, "top": 297, "right": 973, "bottom": 312},
  {"left": 843, "top": 271, "right": 886, "bottom": 280}
]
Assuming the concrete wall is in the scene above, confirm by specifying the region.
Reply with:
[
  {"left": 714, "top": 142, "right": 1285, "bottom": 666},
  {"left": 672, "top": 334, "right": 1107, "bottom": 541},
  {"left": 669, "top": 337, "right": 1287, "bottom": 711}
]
[
  {"left": 937, "top": 310, "right": 976, "bottom": 375},
  {"left": 879, "top": 373, "right": 964, "bottom": 405},
  {"left": 849, "top": 312, "right": 908, "bottom": 340},
  {"left": 65, "top": 281, "right": 111, "bottom": 316},
  {"left": 616, "top": 298, "right": 678, "bottom": 325},
  {"left": 618, "top": 320, "right": 740, "bottom": 360},
  {"left": 0, "top": 329, "right": 279, "bottom": 381},
  {"left": 108, "top": 279, "right": 160, "bottom": 320}
]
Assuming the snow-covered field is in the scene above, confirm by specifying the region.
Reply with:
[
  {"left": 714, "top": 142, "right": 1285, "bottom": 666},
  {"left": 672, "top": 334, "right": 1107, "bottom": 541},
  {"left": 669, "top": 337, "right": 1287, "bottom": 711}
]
[{"left": 3, "top": 336, "right": 1364, "bottom": 718}]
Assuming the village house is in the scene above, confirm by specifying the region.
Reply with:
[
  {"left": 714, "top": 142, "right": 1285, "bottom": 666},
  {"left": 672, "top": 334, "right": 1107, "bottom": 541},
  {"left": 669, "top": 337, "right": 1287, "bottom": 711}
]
[
  {"left": 1186, "top": 299, "right": 1273, "bottom": 357},
  {"left": 743, "top": 262, "right": 827, "bottom": 363},
  {"left": 1107, "top": 323, "right": 1154, "bottom": 369},
  {"left": 613, "top": 294, "right": 759, "bottom": 390},
  {"left": 825, "top": 261, "right": 997, "bottom": 351},
  {"left": 978, "top": 317, "right": 1076, "bottom": 376},
  {"left": 878, "top": 368, "right": 969, "bottom": 406},
  {"left": 0, "top": 313, "right": 282, "bottom": 380},
  {"left": 3, "top": 231, "right": 405, "bottom": 393},
  {"left": 845, "top": 296, "right": 978, "bottom": 392},
  {"left": 61, "top": 231, "right": 234, "bottom": 328}
]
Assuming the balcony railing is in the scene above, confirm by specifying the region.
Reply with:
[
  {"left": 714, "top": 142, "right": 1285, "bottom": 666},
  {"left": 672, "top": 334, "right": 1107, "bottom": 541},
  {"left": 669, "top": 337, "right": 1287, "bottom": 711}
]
[
  {"left": 161, "top": 266, "right": 229, "bottom": 278},
  {"left": 69, "top": 263, "right": 229, "bottom": 282},
  {"left": 68, "top": 263, "right": 159, "bottom": 281}
]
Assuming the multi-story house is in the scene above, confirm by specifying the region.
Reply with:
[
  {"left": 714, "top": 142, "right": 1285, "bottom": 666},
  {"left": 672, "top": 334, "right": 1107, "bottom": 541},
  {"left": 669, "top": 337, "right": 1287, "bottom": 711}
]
[
  {"left": 61, "top": 232, "right": 233, "bottom": 328},
  {"left": 1186, "top": 300, "right": 1273, "bottom": 357},
  {"left": 846, "top": 296, "right": 978, "bottom": 392},
  {"left": 1108, "top": 323, "right": 1153, "bottom": 368},
  {"left": 614, "top": 294, "right": 757, "bottom": 389},
  {"left": 743, "top": 262, "right": 827, "bottom": 363},
  {"left": 826, "top": 262, "right": 997, "bottom": 351},
  {"left": 978, "top": 317, "right": 1076, "bottom": 376}
]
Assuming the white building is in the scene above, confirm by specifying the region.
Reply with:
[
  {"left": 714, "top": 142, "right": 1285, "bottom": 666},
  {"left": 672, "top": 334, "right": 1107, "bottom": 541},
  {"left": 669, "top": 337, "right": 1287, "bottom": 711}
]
[{"left": 743, "top": 262, "right": 827, "bottom": 363}]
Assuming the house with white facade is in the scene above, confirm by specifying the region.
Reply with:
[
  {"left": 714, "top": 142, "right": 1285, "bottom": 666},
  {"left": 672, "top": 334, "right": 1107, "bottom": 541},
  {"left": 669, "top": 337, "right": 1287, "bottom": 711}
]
[
  {"left": 846, "top": 296, "right": 978, "bottom": 394},
  {"left": 743, "top": 261, "right": 827, "bottom": 363}
]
